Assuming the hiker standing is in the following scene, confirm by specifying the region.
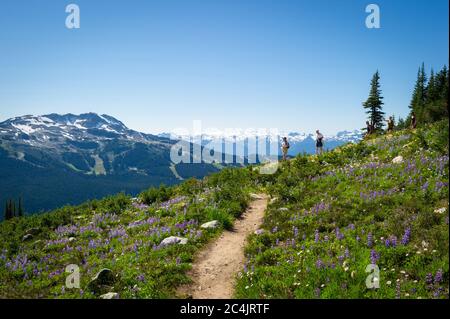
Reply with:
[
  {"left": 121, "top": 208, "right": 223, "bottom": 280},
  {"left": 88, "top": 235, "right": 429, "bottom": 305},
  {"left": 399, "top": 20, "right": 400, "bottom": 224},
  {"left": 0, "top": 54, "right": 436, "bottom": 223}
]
[
  {"left": 411, "top": 112, "right": 417, "bottom": 129},
  {"left": 281, "top": 137, "right": 290, "bottom": 161},
  {"left": 365, "top": 121, "right": 373, "bottom": 137},
  {"left": 315, "top": 130, "right": 324, "bottom": 155},
  {"left": 386, "top": 116, "right": 394, "bottom": 133}
]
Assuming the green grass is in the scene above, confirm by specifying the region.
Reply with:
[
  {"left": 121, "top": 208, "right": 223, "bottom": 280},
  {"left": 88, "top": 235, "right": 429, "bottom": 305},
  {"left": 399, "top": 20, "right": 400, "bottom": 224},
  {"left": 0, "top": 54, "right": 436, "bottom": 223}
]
[{"left": 235, "top": 121, "right": 449, "bottom": 299}]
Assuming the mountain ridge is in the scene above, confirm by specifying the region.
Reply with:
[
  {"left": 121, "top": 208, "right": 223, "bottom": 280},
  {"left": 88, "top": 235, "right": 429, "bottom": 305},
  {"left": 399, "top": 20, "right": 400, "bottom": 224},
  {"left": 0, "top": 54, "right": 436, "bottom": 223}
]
[{"left": 0, "top": 113, "right": 221, "bottom": 216}]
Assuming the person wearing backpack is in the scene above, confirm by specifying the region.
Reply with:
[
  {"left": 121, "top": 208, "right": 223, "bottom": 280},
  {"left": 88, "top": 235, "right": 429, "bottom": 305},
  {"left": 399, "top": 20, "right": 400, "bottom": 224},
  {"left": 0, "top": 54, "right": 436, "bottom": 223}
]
[
  {"left": 365, "top": 121, "right": 373, "bottom": 137},
  {"left": 316, "top": 130, "right": 324, "bottom": 155},
  {"left": 281, "top": 137, "right": 290, "bottom": 161},
  {"left": 386, "top": 116, "right": 394, "bottom": 133}
]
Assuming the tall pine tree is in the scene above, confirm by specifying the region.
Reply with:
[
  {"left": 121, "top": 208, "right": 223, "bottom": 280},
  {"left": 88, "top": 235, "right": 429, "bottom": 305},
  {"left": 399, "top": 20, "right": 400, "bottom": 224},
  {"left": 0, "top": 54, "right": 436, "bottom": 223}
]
[
  {"left": 4, "top": 201, "right": 10, "bottom": 220},
  {"left": 4, "top": 200, "right": 13, "bottom": 220},
  {"left": 363, "top": 71, "right": 385, "bottom": 132},
  {"left": 409, "top": 63, "right": 428, "bottom": 123},
  {"left": 427, "top": 69, "right": 438, "bottom": 102},
  {"left": 18, "top": 197, "right": 24, "bottom": 217}
]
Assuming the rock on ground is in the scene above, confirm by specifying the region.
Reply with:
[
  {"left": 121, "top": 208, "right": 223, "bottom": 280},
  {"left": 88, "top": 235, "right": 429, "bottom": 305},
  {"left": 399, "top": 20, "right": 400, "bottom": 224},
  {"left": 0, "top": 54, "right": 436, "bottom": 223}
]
[
  {"left": 88, "top": 268, "right": 115, "bottom": 294},
  {"left": 22, "top": 234, "right": 33, "bottom": 242},
  {"left": 201, "top": 220, "right": 220, "bottom": 229},
  {"left": 392, "top": 155, "right": 403, "bottom": 164},
  {"left": 100, "top": 292, "right": 119, "bottom": 299},
  {"left": 160, "top": 236, "right": 188, "bottom": 246}
]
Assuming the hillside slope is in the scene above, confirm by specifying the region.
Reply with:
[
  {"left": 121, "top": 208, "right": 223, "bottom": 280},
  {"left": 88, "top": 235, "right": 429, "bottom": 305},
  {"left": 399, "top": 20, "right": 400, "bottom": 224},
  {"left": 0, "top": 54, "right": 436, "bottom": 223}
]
[
  {"left": 236, "top": 120, "right": 449, "bottom": 299},
  {"left": 0, "top": 113, "right": 226, "bottom": 215},
  {"left": 0, "top": 121, "right": 448, "bottom": 299}
]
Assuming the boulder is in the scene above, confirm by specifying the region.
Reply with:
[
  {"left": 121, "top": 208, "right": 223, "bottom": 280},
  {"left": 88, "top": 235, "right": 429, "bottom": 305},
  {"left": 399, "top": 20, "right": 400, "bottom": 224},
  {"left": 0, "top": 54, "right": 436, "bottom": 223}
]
[
  {"left": 160, "top": 236, "right": 188, "bottom": 246},
  {"left": 392, "top": 155, "right": 403, "bottom": 164},
  {"left": 100, "top": 292, "right": 119, "bottom": 299},
  {"left": 87, "top": 268, "right": 115, "bottom": 294},
  {"left": 200, "top": 220, "right": 220, "bottom": 229},
  {"left": 22, "top": 234, "right": 33, "bottom": 242}
]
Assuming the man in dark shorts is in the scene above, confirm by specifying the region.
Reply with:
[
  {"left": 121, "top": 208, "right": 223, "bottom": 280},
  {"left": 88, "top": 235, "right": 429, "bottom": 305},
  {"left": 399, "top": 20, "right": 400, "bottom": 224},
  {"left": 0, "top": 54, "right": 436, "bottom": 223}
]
[
  {"left": 316, "top": 130, "right": 324, "bottom": 155},
  {"left": 281, "top": 137, "right": 290, "bottom": 161},
  {"left": 365, "top": 121, "right": 373, "bottom": 137}
]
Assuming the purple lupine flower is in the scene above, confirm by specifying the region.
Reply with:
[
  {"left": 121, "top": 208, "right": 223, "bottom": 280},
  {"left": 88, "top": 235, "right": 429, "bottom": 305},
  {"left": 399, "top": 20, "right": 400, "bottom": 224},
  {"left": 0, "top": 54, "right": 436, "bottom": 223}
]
[
  {"left": 425, "top": 273, "right": 434, "bottom": 285},
  {"left": 367, "top": 232, "right": 373, "bottom": 248},
  {"left": 272, "top": 226, "right": 278, "bottom": 233},
  {"left": 433, "top": 288, "right": 443, "bottom": 298},
  {"left": 434, "top": 269, "right": 443, "bottom": 284},
  {"left": 316, "top": 259, "right": 324, "bottom": 269},
  {"left": 137, "top": 274, "right": 145, "bottom": 282},
  {"left": 293, "top": 227, "right": 299, "bottom": 238},
  {"left": 370, "top": 249, "right": 379, "bottom": 265},
  {"left": 390, "top": 235, "right": 397, "bottom": 247},
  {"left": 401, "top": 228, "right": 411, "bottom": 245},
  {"left": 335, "top": 228, "right": 344, "bottom": 240},
  {"left": 314, "top": 230, "right": 320, "bottom": 243},
  {"left": 344, "top": 248, "right": 350, "bottom": 258},
  {"left": 385, "top": 238, "right": 390, "bottom": 247}
]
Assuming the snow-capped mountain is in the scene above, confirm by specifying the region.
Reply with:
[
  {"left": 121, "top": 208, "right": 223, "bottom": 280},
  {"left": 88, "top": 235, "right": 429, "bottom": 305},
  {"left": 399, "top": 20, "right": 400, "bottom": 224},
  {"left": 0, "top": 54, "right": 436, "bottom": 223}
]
[
  {"left": 0, "top": 113, "right": 222, "bottom": 215},
  {"left": 0, "top": 113, "right": 153, "bottom": 147}
]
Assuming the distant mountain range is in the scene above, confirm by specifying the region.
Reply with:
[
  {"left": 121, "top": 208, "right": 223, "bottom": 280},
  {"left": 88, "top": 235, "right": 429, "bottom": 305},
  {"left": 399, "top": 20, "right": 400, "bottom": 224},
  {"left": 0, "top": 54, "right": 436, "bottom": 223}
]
[
  {"left": 0, "top": 113, "right": 362, "bottom": 217},
  {"left": 159, "top": 129, "right": 363, "bottom": 156}
]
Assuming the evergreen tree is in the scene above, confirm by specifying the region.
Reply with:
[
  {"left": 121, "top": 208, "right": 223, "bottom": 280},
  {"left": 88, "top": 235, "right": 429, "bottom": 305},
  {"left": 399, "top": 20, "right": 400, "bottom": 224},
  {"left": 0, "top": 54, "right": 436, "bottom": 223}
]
[
  {"left": 422, "top": 65, "right": 449, "bottom": 122},
  {"left": 4, "top": 201, "right": 11, "bottom": 220},
  {"left": 18, "top": 197, "right": 24, "bottom": 217},
  {"left": 409, "top": 63, "right": 428, "bottom": 123},
  {"left": 12, "top": 200, "right": 16, "bottom": 217},
  {"left": 437, "top": 65, "right": 449, "bottom": 113},
  {"left": 363, "top": 71, "right": 385, "bottom": 132},
  {"left": 427, "top": 69, "right": 439, "bottom": 102},
  {"left": 5, "top": 200, "right": 13, "bottom": 220}
]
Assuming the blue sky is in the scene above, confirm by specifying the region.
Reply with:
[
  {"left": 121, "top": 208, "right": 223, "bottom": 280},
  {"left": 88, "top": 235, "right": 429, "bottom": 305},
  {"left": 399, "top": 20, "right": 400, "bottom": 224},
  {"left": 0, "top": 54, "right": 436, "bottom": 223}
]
[{"left": 0, "top": 0, "right": 448, "bottom": 134}]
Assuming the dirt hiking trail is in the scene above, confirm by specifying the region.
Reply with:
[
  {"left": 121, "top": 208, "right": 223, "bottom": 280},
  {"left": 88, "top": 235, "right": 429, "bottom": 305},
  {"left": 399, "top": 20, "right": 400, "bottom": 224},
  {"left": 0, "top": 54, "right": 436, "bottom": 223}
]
[{"left": 178, "top": 193, "right": 268, "bottom": 299}]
